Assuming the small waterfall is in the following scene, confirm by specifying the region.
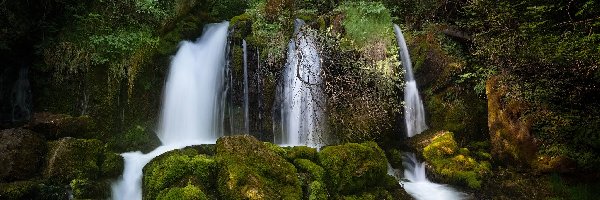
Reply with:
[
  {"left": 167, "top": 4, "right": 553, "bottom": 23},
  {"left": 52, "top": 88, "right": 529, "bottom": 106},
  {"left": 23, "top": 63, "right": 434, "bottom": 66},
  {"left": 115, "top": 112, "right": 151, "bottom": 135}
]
[
  {"left": 393, "top": 24, "right": 428, "bottom": 138},
  {"left": 277, "top": 19, "right": 325, "bottom": 148},
  {"left": 112, "top": 22, "right": 229, "bottom": 200},
  {"left": 400, "top": 153, "right": 466, "bottom": 200},
  {"left": 242, "top": 39, "right": 250, "bottom": 134},
  {"left": 10, "top": 66, "right": 32, "bottom": 122}
]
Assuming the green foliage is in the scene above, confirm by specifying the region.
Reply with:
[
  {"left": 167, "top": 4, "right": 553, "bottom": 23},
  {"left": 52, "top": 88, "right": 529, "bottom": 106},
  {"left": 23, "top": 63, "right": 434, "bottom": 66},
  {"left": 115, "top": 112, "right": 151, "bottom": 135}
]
[
  {"left": 0, "top": 181, "right": 37, "bottom": 200},
  {"left": 336, "top": 1, "right": 393, "bottom": 52},
  {"left": 550, "top": 174, "right": 600, "bottom": 200},
  {"left": 143, "top": 151, "right": 216, "bottom": 200},
  {"left": 318, "top": 142, "right": 388, "bottom": 195},
  {"left": 423, "top": 131, "right": 490, "bottom": 189},
  {"left": 156, "top": 182, "right": 208, "bottom": 200}
]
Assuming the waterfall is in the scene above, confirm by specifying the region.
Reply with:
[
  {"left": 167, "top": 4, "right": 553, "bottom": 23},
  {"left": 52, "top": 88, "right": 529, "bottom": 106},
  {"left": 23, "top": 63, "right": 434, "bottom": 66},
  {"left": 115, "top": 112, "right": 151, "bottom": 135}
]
[
  {"left": 393, "top": 24, "right": 428, "bottom": 138},
  {"left": 243, "top": 39, "right": 250, "bottom": 134},
  {"left": 111, "top": 21, "right": 229, "bottom": 200},
  {"left": 277, "top": 19, "right": 325, "bottom": 148},
  {"left": 400, "top": 153, "right": 466, "bottom": 200}
]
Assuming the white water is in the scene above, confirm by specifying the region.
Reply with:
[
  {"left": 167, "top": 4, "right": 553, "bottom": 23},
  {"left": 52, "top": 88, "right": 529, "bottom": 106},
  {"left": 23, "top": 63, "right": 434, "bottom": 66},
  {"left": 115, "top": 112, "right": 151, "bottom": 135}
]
[
  {"left": 111, "top": 22, "right": 229, "bottom": 200},
  {"left": 393, "top": 24, "right": 428, "bottom": 138},
  {"left": 278, "top": 19, "right": 325, "bottom": 148},
  {"left": 243, "top": 39, "right": 250, "bottom": 134},
  {"left": 400, "top": 153, "right": 466, "bottom": 200}
]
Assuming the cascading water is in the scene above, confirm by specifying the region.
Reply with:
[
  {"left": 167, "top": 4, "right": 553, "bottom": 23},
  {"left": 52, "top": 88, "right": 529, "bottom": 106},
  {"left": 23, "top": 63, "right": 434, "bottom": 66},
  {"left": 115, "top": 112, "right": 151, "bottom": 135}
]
[
  {"left": 111, "top": 22, "right": 229, "bottom": 200},
  {"left": 391, "top": 24, "right": 465, "bottom": 200},
  {"left": 394, "top": 24, "right": 428, "bottom": 138},
  {"left": 243, "top": 39, "right": 250, "bottom": 134},
  {"left": 400, "top": 153, "right": 466, "bottom": 200},
  {"left": 277, "top": 19, "right": 325, "bottom": 148}
]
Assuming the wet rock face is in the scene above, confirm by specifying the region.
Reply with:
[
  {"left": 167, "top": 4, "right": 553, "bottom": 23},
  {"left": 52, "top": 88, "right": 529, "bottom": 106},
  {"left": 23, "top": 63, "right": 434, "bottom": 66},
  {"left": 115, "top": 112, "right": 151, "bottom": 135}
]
[{"left": 0, "top": 128, "right": 46, "bottom": 182}]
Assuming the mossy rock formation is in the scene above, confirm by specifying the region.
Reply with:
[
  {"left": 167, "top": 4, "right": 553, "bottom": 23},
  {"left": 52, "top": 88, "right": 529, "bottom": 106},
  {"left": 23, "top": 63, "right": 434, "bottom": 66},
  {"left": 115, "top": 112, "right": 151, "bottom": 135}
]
[
  {"left": 28, "top": 112, "right": 95, "bottom": 140},
  {"left": 0, "top": 128, "right": 47, "bottom": 182},
  {"left": 143, "top": 147, "right": 217, "bottom": 200},
  {"left": 216, "top": 135, "right": 301, "bottom": 199},
  {"left": 318, "top": 142, "right": 388, "bottom": 195}
]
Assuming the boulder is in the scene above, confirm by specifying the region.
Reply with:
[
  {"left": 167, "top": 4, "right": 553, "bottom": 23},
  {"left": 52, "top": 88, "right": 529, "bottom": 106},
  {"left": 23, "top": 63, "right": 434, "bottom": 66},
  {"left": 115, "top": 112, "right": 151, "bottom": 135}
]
[
  {"left": 317, "top": 142, "right": 388, "bottom": 195},
  {"left": 44, "top": 138, "right": 104, "bottom": 184},
  {"left": 28, "top": 112, "right": 95, "bottom": 140},
  {"left": 143, "top": 148, "right": 217, "bottom": 200},
  {"left": 0, "top": 128, "right": 46, "bottom": 181},
  {"left": 216, "top": 135, "right": 301, "bottom": 199}
]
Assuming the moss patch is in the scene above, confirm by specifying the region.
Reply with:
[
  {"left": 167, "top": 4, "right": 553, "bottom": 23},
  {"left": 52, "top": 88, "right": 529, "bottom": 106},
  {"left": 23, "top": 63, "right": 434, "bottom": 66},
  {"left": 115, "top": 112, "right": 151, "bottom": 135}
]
[
  {"left": 423, "top": 131, "right": 490, "bottom": 189},
  {"left": 216, "top": 135, "right": 301, "bottom": 199},
  {"left": 318, "top": 142, "right": 388, "bottom": 195}
]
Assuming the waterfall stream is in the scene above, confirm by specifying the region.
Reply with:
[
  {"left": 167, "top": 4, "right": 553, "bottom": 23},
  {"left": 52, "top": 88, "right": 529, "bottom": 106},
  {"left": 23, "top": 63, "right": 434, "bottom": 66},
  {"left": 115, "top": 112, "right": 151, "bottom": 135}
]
[
  {"left": 394, "top": 24, "right": 428, "bottom": 138},
  {"left": 276, "top": 19, "right": 326, "bottom": 148},
  {"left": 393, "top": 24, "right": 465, "bottom": 200},
  {"left": 111, "top": 22, "right": 229, "bottom": 200}
]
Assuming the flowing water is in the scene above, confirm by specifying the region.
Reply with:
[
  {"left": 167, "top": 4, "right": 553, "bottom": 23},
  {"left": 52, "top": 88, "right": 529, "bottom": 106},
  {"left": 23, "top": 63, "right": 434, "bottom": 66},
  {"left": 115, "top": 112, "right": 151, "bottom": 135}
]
[
  {"left": 111, "top": 22, "right": 229, "bottom": 200},
  {"left": 277, "top": 19, "right": 325, "bottom": 148},
  {"left": 243, "top": 39, "right": 250, "bottom": 134},
  {"left": 393, "top": 24, "right": 465, "bottom": 200},
  {"left": 393, "top": 24, "right": 428, "bottom": 138}
]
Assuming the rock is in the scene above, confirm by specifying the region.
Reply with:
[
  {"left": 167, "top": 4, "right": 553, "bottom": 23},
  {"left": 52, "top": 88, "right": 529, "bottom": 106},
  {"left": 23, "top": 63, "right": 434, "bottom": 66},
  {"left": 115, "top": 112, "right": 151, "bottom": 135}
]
[
  {"left": 486, "top": 75, "right": 537, "bottom": 167},
  {"left": 43, "top": 138, "right": 104, "bottom": 184},
  {"left": 422, "top": 131, "right": 491, "bottom": 189},
  {"left": 0, "top": 128, "right": 46, "bottom": 181},
  {"left": 318, "top": 142, "right": 388, "bottom": 195},
  {"left": 28, "top": 112, "right": 95, "bottom": 140},
  {"left": 216, "top": 135, "right": 301, "bottom": 199},
  {"left": 156, "top": 183, "right": 208, "bottom": 200},
  {"left": 70, "top": 178, "right": 111, "bottom": 199},
  {"left": 143, "top": 148, "right": 217, "bottom": 200}
]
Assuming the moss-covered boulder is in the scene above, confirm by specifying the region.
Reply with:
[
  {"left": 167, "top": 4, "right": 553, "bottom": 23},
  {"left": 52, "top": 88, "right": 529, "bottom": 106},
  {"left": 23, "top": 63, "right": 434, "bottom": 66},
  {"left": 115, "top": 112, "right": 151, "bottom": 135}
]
[
  {"left": 28, "top": 112, "right": 95, "bottom": 140},
  {"left": 143, "top": 148, "right": 217, "bottom": 200},
  {"left": 156, "top": 183, "right": 209, "bottom": 200},
  {"left": 422, "top": 131, "right": 490, "bottom": 189},
  {"left": 44, "top": 138, "right": 102, "bottom": 183},
  {"left": 70, "top": 178, "right": 111, "bottom": 199},
  {"left": 318, "top": 142, "right": 388, "bottom": 195},
  {"left": 216, "top": 135, "right": 301, "bottom": 199},
  {"left": 0, "top": 128, "right": 47, "bottom": 182}
]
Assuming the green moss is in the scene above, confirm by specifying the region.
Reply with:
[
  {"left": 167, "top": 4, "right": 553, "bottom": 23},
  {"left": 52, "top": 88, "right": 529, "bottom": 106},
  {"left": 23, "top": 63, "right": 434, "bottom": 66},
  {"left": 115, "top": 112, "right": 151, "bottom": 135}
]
[
  {"left": 263, "top": 141, "right": 288, "bottom": 158},
  {"left": 287, "top": 146, "right": 318, "bottom": 162},
  {"left": 335, "top": 1, "right": 394, "bottom": 51},
  {"left": 143, "top": 151, "right": 216, "bottom": 200},
  {"left": 294, "top": 159, "right": 325, "bottom": 181},
  {"left": 45, "top": 138, "right": 105, "bottom": 184},
  {"left": 216, "top": 135, "right": 301, "bottom": 199},
  {"left": 0, "top": 181, "right": 37, "bottom": 200},
  {"left": 70, "top": 178, "right": 110, "bottom": 199},
  {"left": 156, "top": 182, "right": 208, "bottom": 200},
  {"left": 422, "top": 131, "right": 490, "bottom": 189},
  {"left": 318, "top": 142, "right": 388, "bottom": 195},
  {"left": 308, "top": 181, "right": 327, "bottom": 200},
  {"left": 101, "top": 152, "right": 124, "bottom": 178}
]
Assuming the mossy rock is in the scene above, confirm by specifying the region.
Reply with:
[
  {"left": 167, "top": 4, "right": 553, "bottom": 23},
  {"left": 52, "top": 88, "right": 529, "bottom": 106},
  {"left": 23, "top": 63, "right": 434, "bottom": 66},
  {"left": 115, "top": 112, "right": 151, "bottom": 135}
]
[
  {"left": 0, "top": 128, "right": 47, "bottom": 182},
  {"left": 318, "top": 142, "right": 388, "bottom": 195},
  {"left": 0, "top": 181, "right": 38, "bottom": 200},
  {"left": 29, "top": 112, "right": 95, "bottom": 140},
  {"left": 70, "top": 178, "right": 111, "bottom": 199},
  {"left": 101, "top": 152, "right": 124, "bottom": 179},
  {"left": 308, "top": 181, "right": 327, "bottom": 200},
  {"left": 156, "top": 182, "right": 209, "bottom": 200},
  {"left": 422, "top": 131, "right": 490, "bottom": 189},
  {"left": 44, "top": 138, "right": 105, "bottom": 184},
  {"left": 294, "top": 159, "right": 325, "bottom": 181},
  {"left": 216, "top": 135, "right": 301, "bottom": 199},
  {"left": 287, "top": 146, "right": 318, "bottom": 162},
  {"left": 143, "top": 149, "right": 217, "bottom": 200}
]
